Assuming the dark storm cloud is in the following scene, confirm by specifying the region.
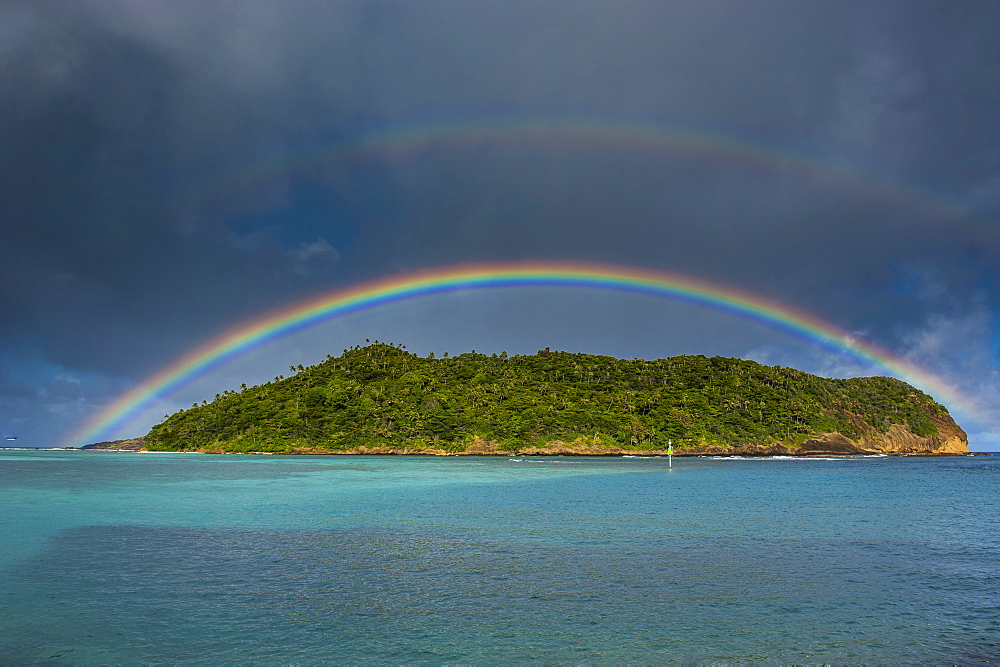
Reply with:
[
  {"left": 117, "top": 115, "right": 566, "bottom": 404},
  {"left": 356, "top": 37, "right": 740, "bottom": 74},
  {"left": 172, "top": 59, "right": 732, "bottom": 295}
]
[
  {"left": 2, "top": 0, "right": 999, "bottom": 444},
  {"left": 1, "top": 0, "right": 361, "bottom": 375}
]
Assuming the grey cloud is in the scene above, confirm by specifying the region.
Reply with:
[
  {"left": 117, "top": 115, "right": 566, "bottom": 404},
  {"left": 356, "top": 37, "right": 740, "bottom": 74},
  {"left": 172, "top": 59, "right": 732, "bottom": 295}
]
[{"left": 900, "top": 304, "right": 1000, "bottom": 428}]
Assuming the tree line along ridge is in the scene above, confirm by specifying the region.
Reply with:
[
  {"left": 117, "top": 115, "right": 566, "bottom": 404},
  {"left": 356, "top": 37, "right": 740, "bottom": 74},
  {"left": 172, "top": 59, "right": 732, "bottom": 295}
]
[{"left": 143, "top": 342, "right": 960, "bottom": 455}]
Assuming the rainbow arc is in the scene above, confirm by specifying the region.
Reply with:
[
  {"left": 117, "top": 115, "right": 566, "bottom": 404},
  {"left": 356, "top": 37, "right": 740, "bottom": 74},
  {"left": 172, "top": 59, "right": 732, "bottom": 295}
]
[{"left": 66, "top": 261, "right": 970, "bottom": 447}]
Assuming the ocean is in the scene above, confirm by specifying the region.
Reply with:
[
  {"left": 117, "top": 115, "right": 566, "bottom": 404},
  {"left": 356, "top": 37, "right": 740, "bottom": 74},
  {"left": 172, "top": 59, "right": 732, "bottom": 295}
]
[{"left": 1, "top": 450, "right": 997, "bottom": 663}]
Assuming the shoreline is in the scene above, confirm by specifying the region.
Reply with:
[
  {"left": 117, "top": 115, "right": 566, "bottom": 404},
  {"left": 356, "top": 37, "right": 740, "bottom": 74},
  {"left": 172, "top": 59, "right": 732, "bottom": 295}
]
[
  {"left": 68, "top": 437, "right": 988, "bottom": 457},
  {"left": 75, "top": 448, "right": 990, "bottom": 457}
]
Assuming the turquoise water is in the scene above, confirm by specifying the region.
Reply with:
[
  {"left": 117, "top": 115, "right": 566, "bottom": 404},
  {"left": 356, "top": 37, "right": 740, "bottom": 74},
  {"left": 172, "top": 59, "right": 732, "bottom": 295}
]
[{"left": 1, "top": 451, "right": 998, "bottom": 663}]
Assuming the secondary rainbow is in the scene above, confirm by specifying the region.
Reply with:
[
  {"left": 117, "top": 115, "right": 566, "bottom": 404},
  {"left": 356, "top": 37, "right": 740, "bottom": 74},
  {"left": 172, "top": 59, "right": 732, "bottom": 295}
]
[
  {"left": 66, "top": 261, "right": 970, "bottom": 447},
  {"left": 184, "top": 116, "right": 977, "bottom": 233}
]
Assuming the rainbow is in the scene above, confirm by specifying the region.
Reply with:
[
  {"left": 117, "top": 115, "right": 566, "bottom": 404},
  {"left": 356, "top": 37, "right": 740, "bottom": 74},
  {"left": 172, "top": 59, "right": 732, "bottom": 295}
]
[
  {"left": 185, "top": 117, "right": 974, "bottom": 229},
  {"left": 66, "top": 261, "right": 973, "bottom": 447}
]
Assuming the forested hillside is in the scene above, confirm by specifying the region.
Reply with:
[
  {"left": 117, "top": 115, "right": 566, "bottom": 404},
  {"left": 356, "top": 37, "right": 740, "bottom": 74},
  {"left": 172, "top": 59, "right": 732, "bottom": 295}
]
[{"left": 143, "top": 342, "right": 966, "bottom": 455}]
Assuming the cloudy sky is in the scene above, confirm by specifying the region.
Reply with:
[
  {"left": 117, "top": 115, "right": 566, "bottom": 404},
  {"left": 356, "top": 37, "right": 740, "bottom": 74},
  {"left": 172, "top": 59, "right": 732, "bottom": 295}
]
[{"left": 3, "top": 0, "right": 999, "bottom": 448}]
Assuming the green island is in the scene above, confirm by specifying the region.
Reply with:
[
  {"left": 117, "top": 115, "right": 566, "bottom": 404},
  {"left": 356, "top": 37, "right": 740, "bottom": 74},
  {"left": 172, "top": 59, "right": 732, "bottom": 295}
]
[{"left": 133, "top": 342, "right": 968, "bottom": 456}]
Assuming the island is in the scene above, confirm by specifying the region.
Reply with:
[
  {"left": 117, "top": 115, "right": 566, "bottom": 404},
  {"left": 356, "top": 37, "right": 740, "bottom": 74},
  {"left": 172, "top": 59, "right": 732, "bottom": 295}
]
[{"left": 133, "top": 342, "right": 968, "bottom": 456}]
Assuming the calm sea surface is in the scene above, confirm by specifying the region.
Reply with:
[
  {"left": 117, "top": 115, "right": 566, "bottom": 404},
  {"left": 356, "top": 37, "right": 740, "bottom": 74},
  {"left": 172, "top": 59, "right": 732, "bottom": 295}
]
[{"left": 1, "top": 450, "right": 998, "bottom": 663}]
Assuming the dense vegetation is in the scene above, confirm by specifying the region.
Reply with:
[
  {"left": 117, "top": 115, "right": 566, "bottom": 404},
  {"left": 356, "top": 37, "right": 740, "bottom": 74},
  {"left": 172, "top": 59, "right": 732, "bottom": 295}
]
[{"left": 144, "top": 342, "right": 953, "bottom": 454}]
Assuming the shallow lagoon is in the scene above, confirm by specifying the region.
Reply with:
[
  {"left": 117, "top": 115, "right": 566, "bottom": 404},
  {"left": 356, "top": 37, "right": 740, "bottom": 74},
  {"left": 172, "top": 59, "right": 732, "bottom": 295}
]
[{"left": 1, "top": 450, "right": 998, "bottom": 663}]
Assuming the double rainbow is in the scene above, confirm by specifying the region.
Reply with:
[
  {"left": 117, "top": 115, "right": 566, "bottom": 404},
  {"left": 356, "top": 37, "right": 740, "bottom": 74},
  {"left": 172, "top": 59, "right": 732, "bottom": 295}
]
[{"left": 66, "top": 261, "right": 969, "bottom": 447}]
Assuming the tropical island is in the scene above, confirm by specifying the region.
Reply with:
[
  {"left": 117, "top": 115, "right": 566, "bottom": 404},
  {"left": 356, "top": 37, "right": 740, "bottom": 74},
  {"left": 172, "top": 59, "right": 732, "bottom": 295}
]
[{"left": 131, "top": 342, "right": 968, "bottom": 456}]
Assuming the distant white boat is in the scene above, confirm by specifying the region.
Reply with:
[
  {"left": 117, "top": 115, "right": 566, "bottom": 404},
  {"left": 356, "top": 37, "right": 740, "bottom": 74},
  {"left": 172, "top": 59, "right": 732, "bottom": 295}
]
[{"left": 5, "top": 437, "right": 15, "bottom": 441}]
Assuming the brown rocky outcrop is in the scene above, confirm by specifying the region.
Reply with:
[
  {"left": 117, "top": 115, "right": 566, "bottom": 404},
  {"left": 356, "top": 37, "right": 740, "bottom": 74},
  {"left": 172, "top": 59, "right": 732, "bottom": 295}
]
[
  {"left": 855, "top": 417, "right": 968, "bottom": 454},
  {"left": 80, "top": 437, "right": 145, "bottom": 451}
]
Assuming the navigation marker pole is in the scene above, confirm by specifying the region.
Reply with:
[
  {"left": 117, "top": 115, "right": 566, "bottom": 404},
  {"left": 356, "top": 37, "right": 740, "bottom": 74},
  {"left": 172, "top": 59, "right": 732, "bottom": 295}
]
[{"left": 667, "top": 440, "right": 673, "bottom": 469}]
